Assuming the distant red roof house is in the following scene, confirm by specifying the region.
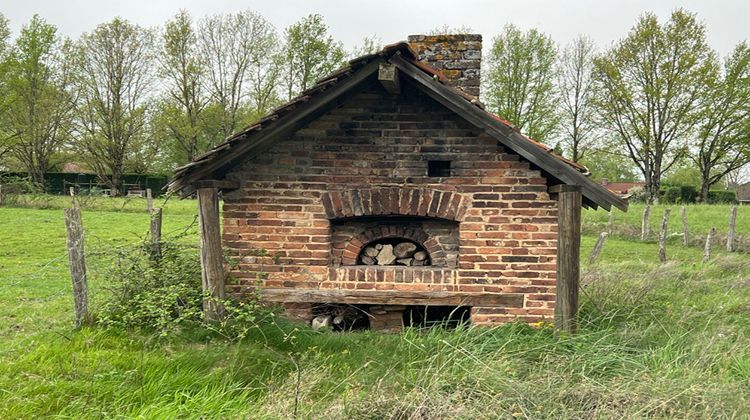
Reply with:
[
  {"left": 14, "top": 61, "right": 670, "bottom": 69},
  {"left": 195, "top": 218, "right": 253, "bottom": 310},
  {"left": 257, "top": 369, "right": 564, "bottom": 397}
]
[{"left": 600, "top": 179, "right": 645, "bottom": 197}]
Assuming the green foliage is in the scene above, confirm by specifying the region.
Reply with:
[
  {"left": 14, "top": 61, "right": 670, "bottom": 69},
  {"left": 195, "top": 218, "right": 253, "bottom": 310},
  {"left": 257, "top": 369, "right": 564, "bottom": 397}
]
[
  {"left": 97, "top": 232, "right": 267, "bottom": 340},
  {"left": 579, "top": 150, "right": 638, "bottom": 182},
  {"left": 663, "top": 165, "right": 701, "bottom": 189},
  {"left": 282, "top": 14, "right": 346, "bottom": 101},
  {"left": 485, "top": 24, "right": 558, "bottom": 142},
  {"left": 1, "top": 14, "right": 75, "bottom": 185},
  {"left": 707, "top": 190, "right": 737, "bottom": 204},
  {"left": 73, "top": 18, "right": 155, "bottom": 194},
  {"left": 692, "top": 41, "right": 750, "bottom": 201},
  {"left": 661, "top": 185, "right": 698, "bottom": 204},
  {"left": 593, "top": 10, "right": 718, "bottom": 203}
]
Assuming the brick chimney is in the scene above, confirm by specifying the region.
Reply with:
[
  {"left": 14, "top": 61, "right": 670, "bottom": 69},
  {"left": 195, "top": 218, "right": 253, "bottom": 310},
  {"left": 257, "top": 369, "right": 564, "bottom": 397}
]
[{"left": 407, "top": 34, "right": 482, "bottom": 97}]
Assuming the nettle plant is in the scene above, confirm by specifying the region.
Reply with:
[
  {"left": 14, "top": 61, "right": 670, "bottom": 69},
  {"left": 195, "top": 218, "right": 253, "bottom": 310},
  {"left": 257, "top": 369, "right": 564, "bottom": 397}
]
[{"left": 97, "top": 233, "right": 269, "bottom": 340}]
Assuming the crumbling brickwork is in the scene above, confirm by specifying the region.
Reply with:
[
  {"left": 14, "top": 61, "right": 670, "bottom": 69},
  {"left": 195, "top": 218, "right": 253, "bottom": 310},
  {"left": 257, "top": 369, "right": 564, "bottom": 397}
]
[
  {"left": 221, "top": 79, "right": 557, "bottom": 326},
  {"left": 407, "top": 34, "right": 482, "bottom": 97}
]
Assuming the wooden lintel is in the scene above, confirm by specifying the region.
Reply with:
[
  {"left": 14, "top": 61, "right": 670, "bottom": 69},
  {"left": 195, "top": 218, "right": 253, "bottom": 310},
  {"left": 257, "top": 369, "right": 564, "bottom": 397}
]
[
  {"left": 260, "top": 288, "right": 524, "bottom": 308},
  {"left": 549, "top": 184, "right": 582, "bottom": 193},
  {"left": 194, "top": 179, "right": 240, "bottom": 190},
  {"left": 378, "top": 63, "right": 400, "bottom": 94}
]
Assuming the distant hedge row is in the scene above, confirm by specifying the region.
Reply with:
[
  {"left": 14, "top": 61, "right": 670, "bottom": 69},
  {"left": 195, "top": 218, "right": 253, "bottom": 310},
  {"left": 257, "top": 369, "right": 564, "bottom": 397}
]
[
  {"left": 660, "top": 185, "right": 737, "bottom": 204},
  {"left": 0, "top": 172, "right": 168, "bottom": 196}
]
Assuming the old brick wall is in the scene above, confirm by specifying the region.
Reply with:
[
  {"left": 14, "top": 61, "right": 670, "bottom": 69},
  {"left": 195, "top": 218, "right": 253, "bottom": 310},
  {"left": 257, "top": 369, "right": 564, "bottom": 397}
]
[{"left": 222, "top": 79, "right": 557, "bottom": 325}]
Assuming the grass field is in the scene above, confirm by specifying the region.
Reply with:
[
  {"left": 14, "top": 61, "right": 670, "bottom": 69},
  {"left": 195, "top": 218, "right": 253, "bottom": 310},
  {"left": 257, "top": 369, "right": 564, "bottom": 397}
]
[{"left": 0, "top": 198, "right": 748, "bottom": 418}]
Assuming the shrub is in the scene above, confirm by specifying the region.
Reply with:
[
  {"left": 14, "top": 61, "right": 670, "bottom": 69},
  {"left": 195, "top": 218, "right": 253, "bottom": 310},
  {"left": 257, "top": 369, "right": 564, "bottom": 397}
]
[
  {"left": 707, "top": 190, "right": 737, "bottom": 204},
  {"left": 662, "top": 187, "right": 681, "bottom": 204},
  {"left": 661, "top": 185, "right": 698, "bottom": 204},
  {"left": 97, "top": 235, "right": 267, "bottom": 339}
]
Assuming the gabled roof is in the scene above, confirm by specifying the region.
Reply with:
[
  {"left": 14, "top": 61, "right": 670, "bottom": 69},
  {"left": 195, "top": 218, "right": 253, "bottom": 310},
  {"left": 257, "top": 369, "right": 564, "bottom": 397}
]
[{"left": 168, "top": 42, "right": 627, "bottom": 211}]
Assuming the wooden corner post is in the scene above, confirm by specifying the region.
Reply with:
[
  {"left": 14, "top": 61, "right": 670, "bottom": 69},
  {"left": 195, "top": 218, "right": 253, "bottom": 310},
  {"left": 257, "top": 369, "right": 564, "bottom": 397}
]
[
  {"left": 550, "top": 184, "right": 582, "bottom": 334},
  {"left": 197, "top": 187, "right": 225, "bottom": 321}
]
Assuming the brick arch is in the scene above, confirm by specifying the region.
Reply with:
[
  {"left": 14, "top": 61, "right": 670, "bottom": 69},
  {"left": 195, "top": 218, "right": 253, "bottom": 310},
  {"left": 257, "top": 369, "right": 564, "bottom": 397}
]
[
  {"left": 339, "top": 225, "right": 449, "bottom": 267},
  {"left": 321, "top": 187, "right": 469, "bottom": 221}
]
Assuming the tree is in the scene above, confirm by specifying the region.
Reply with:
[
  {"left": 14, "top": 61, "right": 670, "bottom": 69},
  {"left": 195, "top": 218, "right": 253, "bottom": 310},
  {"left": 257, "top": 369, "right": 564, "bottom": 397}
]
[
  {"left": 198, "top": 11, "right": 278, "bottom": 140},
  {"left": 484, "top": 24, "right": 558, "bottom": 142},
  {"left": 557, "top": 35, "right": 598, "bottom": 162},
  {"left": 2, "top": 15, "right": 75, "bottom": 185},
  {"left": 0, "top": 13, "right": 13, "bottom": 163},
  {"left": 282, "top": 14, "right": 346, "bottom": 101},
  {"left": 580, "top": 149, "right": 639, "bottom": 183},
  {"left": 74, "top": 18, "right": 154, "bottom": 196},
  {"left": 593, "top": 10, "right": 717, "bottom": 203},
  {"left": 156, "top": 10, "right": 208, "bottom": 166},
  {"left": 692, "top": 42, "right": 750, "bottom": 201},
  {"left": 350, "top": 35, "right": 382, "bottom": 58}
]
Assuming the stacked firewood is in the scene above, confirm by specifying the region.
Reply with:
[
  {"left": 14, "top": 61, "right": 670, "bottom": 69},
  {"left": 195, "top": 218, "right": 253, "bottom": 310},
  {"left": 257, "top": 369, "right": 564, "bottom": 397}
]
[{"left": 359, "top": 241, "right": 430, "bottom": 266}]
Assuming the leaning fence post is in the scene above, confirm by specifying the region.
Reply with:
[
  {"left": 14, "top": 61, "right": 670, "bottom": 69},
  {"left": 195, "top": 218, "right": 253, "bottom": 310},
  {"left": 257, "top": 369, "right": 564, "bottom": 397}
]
[
  {"left": 641, "top": 205, "right": 651, "bottom": 240},
  {"left": 150, "top": 207, "right": 162, "bottom": 260},
  {"left": 680, "top": 206, "right": 689, "bottom": 246},
  {"left": 658, "top": 208, "right": 671, "bottom": 264},
  {"left": 607, "top": 210, "right": 614, "bottom": 235},
  {"left": 64, "top": 207, "right": 91, "bottom": 327},
  {"left": 146, "top": 188, "right": 153, "bottom": 213},
  {"left": 703, "top": 227, "right": 716, "bottom": 263},
  {"left": 588, "top": 232, "right": 608, "bottom": 264},
  {"left": 727, "top": 205, "right": 737, "bottom": 252}
]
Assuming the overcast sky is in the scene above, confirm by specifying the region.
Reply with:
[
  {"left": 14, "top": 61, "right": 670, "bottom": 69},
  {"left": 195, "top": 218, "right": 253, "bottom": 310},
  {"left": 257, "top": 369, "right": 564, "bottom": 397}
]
[{"left": 2, "top": 0, "right": 748, "bottom": 56}]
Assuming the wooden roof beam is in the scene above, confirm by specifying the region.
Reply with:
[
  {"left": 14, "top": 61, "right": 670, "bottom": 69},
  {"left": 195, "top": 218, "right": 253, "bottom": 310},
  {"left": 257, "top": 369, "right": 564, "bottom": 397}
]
[{"left": 378, "top": 63, "right": 400, "bottom": 94}]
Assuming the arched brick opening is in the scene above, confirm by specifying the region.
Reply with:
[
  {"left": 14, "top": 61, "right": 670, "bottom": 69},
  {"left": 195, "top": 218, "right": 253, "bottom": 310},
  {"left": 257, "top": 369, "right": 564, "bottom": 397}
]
[
  {"left": 321, "top": 188, "right": 469, "bottom": 221},
  {"left": 339, "top": 225, "right": 449, "bottom": 267}
]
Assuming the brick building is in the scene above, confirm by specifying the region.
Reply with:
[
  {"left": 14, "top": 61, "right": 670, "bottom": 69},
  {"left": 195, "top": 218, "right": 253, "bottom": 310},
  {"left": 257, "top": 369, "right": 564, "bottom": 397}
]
[{"left": 169, "top": 35, "right": 627, "bottom": 331}]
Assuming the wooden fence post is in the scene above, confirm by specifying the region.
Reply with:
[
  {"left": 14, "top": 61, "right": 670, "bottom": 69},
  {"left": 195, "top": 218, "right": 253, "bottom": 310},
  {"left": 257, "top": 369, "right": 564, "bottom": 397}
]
[
  {"left": 703, "top": 227, "right": 716, "bottom": 263},
  {"left": 658, "top": 208, "right": 671, "bottom": 264},
  {"left": 69, "top": 186, "right": 75, "bottom": 197},
  {"left": 588, "top": 232, "right": 608, "bottom": 264},
  {"left": 150, "top": 207, "right": 162, "bottom": 260},
  {"left": 607, "top": 210, "right": 614, "bottom": 235},
  {"left": 64, "top": 207, "right": 91, "bottom": 327},
  {"left": 641, "top": 205, "right": 651, "bottom": 240},
  {"left": 680, "top": 206, "right": 689, "bottom": 246},
  {"left": 146, "top": 188, "right": 153, "bottom": 213},
  {"left": 197, "top": 187, "right": 225, "bottom": 321},
  {"left": 550, "top": 185, "right": 581, "bottom": 335},
  {"left": 727, "top": 206, "right": 737, "bottom": 252},
  {"left": 0, "top": 184, "right": 3, "bottom": 205}
]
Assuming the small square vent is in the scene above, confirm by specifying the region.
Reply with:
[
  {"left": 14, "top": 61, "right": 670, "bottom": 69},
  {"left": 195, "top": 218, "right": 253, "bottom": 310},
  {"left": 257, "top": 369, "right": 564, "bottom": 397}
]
[{"left": 428, "top": 160, "right": 451, "bottom": 177}]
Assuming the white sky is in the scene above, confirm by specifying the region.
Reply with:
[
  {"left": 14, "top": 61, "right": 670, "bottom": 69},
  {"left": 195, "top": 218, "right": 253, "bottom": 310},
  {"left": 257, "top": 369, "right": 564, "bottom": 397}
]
[{"left": 2, "top": 0, "right": 748, "bottom": 57}]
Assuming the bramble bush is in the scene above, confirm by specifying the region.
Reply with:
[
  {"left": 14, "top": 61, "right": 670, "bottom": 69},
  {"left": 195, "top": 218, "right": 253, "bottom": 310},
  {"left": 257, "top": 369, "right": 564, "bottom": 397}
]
[{"left": 96, "top": 234, "right": 269, "bottom": 340}]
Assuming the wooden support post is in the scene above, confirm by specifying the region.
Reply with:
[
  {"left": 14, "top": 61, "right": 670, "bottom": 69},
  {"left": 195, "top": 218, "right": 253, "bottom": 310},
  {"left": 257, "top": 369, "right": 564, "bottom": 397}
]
[
  {"left": 607, "top": 210, "right": 614, "bottom": 235},
  {"left": 550, "top": 185, "right": 582, "bottom": 334},
  {"left": 641, "top": 205, "right": 651, "bottom": 240},
  {"left": 146, "top": 188, "right": 153, "bottom": 213},
  {"left": 680, "top": 206, "right": 689, "bottom": 246},
  {"left": 378, "top": 63, "right": 400, "bottom": 94},
  {"left": 658, "top": 208, "right": 670, "bottom": 264},
  {"left": 727, "top": 205, "right": 737, "bottom": 252},
  {"left": 197, "top": 187, "right": 225, "bottom": 321},
  {"left": 150, "top": 207, "right": 162, "bottom": 260},
  {"left": 64, "top": 207, "right": 91, "bottom": 327},
  {"left": 588, "top": 232, "right": 608, "bottom": 264},
  {"left": 703, "top": 227, "right": 716, "bottom": 263}
]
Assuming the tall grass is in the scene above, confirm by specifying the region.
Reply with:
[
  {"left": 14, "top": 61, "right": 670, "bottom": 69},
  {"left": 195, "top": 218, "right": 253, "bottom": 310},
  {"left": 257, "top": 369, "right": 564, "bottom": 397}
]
[{"left": 0, "top": 202, "right": 748, "bottom": 417}]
